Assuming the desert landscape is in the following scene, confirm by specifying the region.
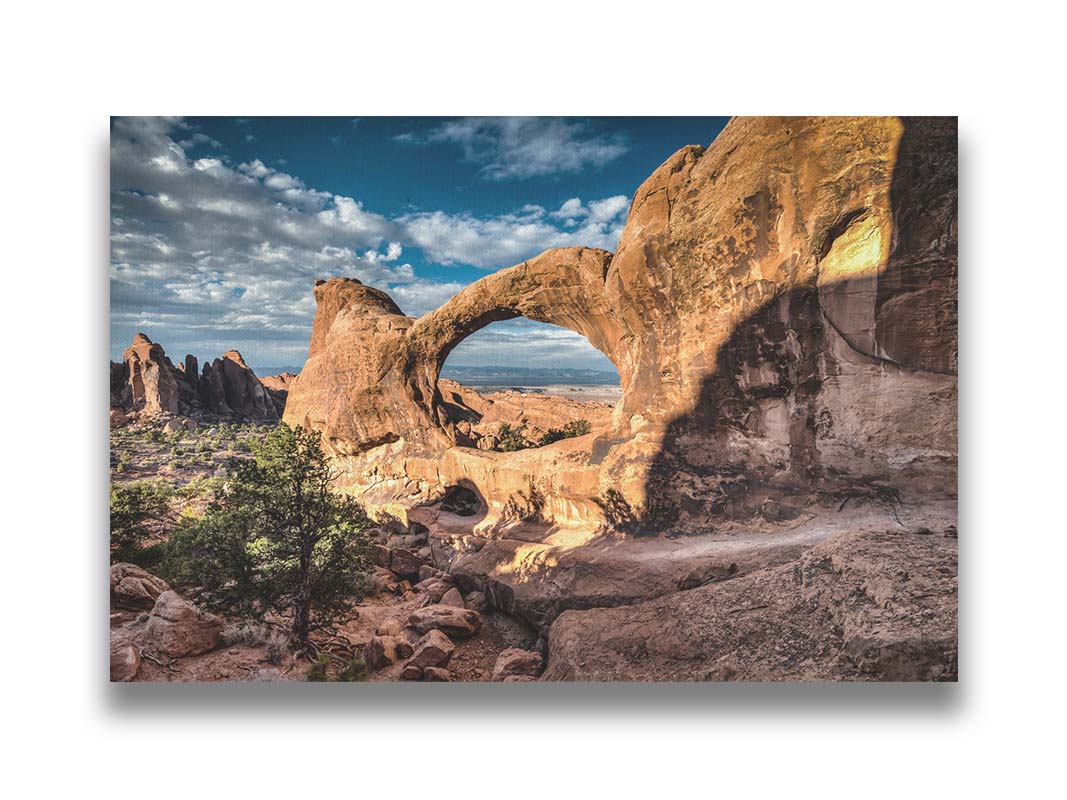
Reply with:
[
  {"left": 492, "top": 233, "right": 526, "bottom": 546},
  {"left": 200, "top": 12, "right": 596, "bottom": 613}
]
[{"left": 110, "top": 116, "right": 957, "bottom": 682}]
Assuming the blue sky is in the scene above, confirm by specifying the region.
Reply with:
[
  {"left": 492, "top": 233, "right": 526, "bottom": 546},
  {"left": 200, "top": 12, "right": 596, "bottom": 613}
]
[{"left": 110, "top": 116, "right": 728, "bottom": 373}]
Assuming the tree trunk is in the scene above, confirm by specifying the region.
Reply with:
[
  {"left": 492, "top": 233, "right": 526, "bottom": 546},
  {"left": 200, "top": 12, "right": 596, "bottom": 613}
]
[{"left": 292, "top": 595, "right": 310, "bottom": 646}]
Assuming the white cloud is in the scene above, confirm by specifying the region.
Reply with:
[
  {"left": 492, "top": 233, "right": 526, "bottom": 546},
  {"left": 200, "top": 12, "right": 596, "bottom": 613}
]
[
  {"left": 110, "top": 117, "right": 633, "bottom": 367},
  {"left": 396, "top": 117, "right": 629, "bottom": 180},
  {"left": 399, "top": 195, "right": 629, "bottom": 269}
]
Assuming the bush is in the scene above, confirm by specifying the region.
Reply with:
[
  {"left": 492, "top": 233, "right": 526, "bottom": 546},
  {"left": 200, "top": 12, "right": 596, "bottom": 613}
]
[
  {"left": 338, "top": 654, "right": 369, "bottom": 682},
  {"left": 537, "top": 419, "right": 591, "bottom": 446},
  {"left": 496, "top": 421, "right": 533, "bottom": 452},
  {"left": 494, "top": 418, "right": 591, "bottom": 451},
  {"left": 305, "top": 654, "right": 331, "bottom": 682},
  {"left": 161, "top": 422, "right": 374, "bottom": 646},
  {"left": 110, "top": 479, "right": 176, "bottom": 566},
  {"left": 305, "top": 653, "right": 369, "bottom": 682}
]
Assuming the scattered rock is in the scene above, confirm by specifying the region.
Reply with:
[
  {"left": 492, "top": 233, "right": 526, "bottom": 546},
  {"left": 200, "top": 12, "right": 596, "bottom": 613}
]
[
  {"left": 407, "top": 605, "right": 481, "bottom": 638},
  {"left": 413, "top": 577, "right": 452, "bottom": 602},
  {"left": 492, "top": 648, "right": 544, "bottom": 682},
  {"left": 375, "top": 618, "right": 403, "bottom": 637},
  {"left": 110, "top": 563, "right": 170, "bottom": 610},
  {"left": 363, "top": 635, "right": 403, "bottom": 671},
  {"left": 390, "top": 549, "right": 427, "bottom": 579},
  {"left": 141, "top": 590, "right": 223, "bottom": 658},
  {"left": 406, "top": 629, "right": 456, "bottom": 671},
  {"left": 423, "top": 667, "right": 451, "bottom": 682},
  {"left": 439, "top": 588, "right": 465, "bottom": 608},
  {"left": 463, "top": 591, "right": 488, "bottom": 613},
  {"left": 110, "top": 644, "right": 141, "bottom": 682}
]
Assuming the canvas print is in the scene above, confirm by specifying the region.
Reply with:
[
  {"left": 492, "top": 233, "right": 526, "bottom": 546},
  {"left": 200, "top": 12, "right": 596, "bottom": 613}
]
[{"left": 109, "top": 116, "right": 958, "bottom": 682}]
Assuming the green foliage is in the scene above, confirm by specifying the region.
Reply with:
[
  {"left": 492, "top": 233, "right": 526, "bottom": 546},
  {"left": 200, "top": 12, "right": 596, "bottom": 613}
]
[
  {"left": 305, "top": 654, "right": 331, "bottom": 681},
  {"left": 305, "top": 653, "right": 369, "bottom": 682},
  {"left": 338, "top": 654, "right": 369, "bottom": 682},
  {"left": 161, "top": 422, "right": 374, "bottom": 645},
  {"left": 110, "top": 479, "right": 175, "bottom": 566},
  {"left": 536, "top": 418, "right": 591, "bottom": 446},
  {"left": 494, "top": 418, "right": 591, "bottom": 451},
  {"left": 495, "top": 421, "right": 532, "bottom": 452}
]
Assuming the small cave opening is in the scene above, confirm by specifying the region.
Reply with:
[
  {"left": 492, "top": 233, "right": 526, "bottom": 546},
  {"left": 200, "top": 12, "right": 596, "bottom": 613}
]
[{"left": 440, "top": 484, "right": 482, "bottom": 517}]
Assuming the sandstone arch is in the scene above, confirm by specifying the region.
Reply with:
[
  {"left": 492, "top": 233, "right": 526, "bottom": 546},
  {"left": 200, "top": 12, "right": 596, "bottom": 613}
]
[
  {"left": 283, "top": 116, "right": 957, "bottom": 533},
  {"left": 406, "top": 247, "right": 628, "bottom": 429}
]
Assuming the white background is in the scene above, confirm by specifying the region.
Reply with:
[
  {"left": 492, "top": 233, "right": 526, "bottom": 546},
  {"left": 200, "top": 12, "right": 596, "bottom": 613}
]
[{"left": 1, "top": 1, "right": 1063, "bottom": 796}]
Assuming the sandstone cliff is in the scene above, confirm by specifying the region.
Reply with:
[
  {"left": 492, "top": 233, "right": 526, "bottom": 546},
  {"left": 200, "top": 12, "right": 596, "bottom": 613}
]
[{"left": 283, "top": 116, "right": 957, "bottom": 535}]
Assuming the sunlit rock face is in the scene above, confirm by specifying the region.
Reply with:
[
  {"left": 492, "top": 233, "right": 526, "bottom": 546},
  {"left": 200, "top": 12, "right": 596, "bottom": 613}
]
[{"left": 283, "top": 116, "right": 957, "bottom": 532}]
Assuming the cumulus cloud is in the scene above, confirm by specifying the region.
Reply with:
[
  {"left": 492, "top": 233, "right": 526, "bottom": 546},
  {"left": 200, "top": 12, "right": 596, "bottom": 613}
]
[
  {"left": 110, "top": 117, "right": 632, "bottom": 367},
  {"left": 398, "top": 196, "right": 629, "bottom": 269},
  {"left": 395, "top": 117, "right": 629, "bottom": 180}
]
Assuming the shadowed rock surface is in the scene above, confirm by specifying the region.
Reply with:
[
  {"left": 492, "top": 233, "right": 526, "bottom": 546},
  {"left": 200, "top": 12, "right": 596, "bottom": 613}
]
[{"left": 542, "top": 529, "right": 958, "bottom": 682}]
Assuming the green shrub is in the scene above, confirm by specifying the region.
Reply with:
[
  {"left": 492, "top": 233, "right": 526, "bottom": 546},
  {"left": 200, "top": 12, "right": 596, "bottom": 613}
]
[
  {"left": 110, "top": 479, "right": 176, "bottom": 566},
  {"left": 496, "top": 421, "right": 532, "bottom": 452},
  {"left": 338, "top": 654, "right": 369, "bottom": 682},
  {"left": 161, "top": 422, "right": 374, "bottom": 646},
  {"left": 305, "top": 654, "right": 331, "bottom": 682},
  {"left": 537, "top": 419, "right": 591, "bottom": 446},
  {"left": 494, "top": 418, "right": 591, "bottom": 451}
]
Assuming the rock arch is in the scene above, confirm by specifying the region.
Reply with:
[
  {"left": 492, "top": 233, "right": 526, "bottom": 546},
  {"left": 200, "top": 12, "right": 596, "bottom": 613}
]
[
  {"left": 283, "top": 116, "right": 958, "bottom": 532},
  {"left": 406, "top": 247, "right": 629, "bottom": 431}
]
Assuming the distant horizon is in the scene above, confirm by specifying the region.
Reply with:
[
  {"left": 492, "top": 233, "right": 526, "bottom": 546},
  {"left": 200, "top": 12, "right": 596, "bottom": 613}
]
[{"left": 110, "top": 116, "right": 728, "bottom": 369}]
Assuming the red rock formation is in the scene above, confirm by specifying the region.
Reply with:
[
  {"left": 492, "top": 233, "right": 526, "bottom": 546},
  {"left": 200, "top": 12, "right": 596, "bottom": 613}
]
[
  {"left": 122, "top": 333, "right": 179, "bottom": 416},
  {"left": 112, "top": 334, "right": 287, "bottom": 422},
  {"left": 282, "top": 116, "right": 957, "bottom": 533}
]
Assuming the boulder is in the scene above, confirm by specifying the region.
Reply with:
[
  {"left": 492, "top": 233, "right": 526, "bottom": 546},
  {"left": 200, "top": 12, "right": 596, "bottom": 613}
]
[
  {"left": 358, "top": 635, "right": 407, "bottom": 674},
  {"left": 423, "top": 667, "right": 451, "bottom": 682},
  {"left": 407, "top": 605, "right": 481, "bottom": 638},
  {"left": 492, "top": 648, "right": 544, "bottom": 682},
  {"left": 463, "top": 591, "right": 488, "bottom": 613},
  {"left": 109, "top": 409, "right": 129, "bottom": 429},
  {"left": 375, "top": 618, "right": 403, "bottom": 638},
  {"left": 406, "top": 629, "right": 455, "bottom": 671},
  {"left": 110, "top": 644, "right": 141, "bottom": 682},
  {"left": 439, "top": 587, "right": 465, "bottom": 608},
  {"left": 390, "top": 549, "right": 427, "bottom": 579},
  {"left": 141, "top": 590, "right": 222, "bottom": 658},
  {"left": 110, "top": 563, "right": 170, "bottom": 610}
]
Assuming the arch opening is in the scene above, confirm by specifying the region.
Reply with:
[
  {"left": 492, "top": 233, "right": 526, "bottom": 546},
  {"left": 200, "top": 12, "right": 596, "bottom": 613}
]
[{"left": 436, "top": 318, "right": 621, "bottom": 452}]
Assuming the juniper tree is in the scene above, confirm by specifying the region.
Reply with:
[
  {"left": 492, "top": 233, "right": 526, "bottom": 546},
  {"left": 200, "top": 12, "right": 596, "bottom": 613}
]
[{"left": 163, "top": 422, "right": 373, "bottom": 646}]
